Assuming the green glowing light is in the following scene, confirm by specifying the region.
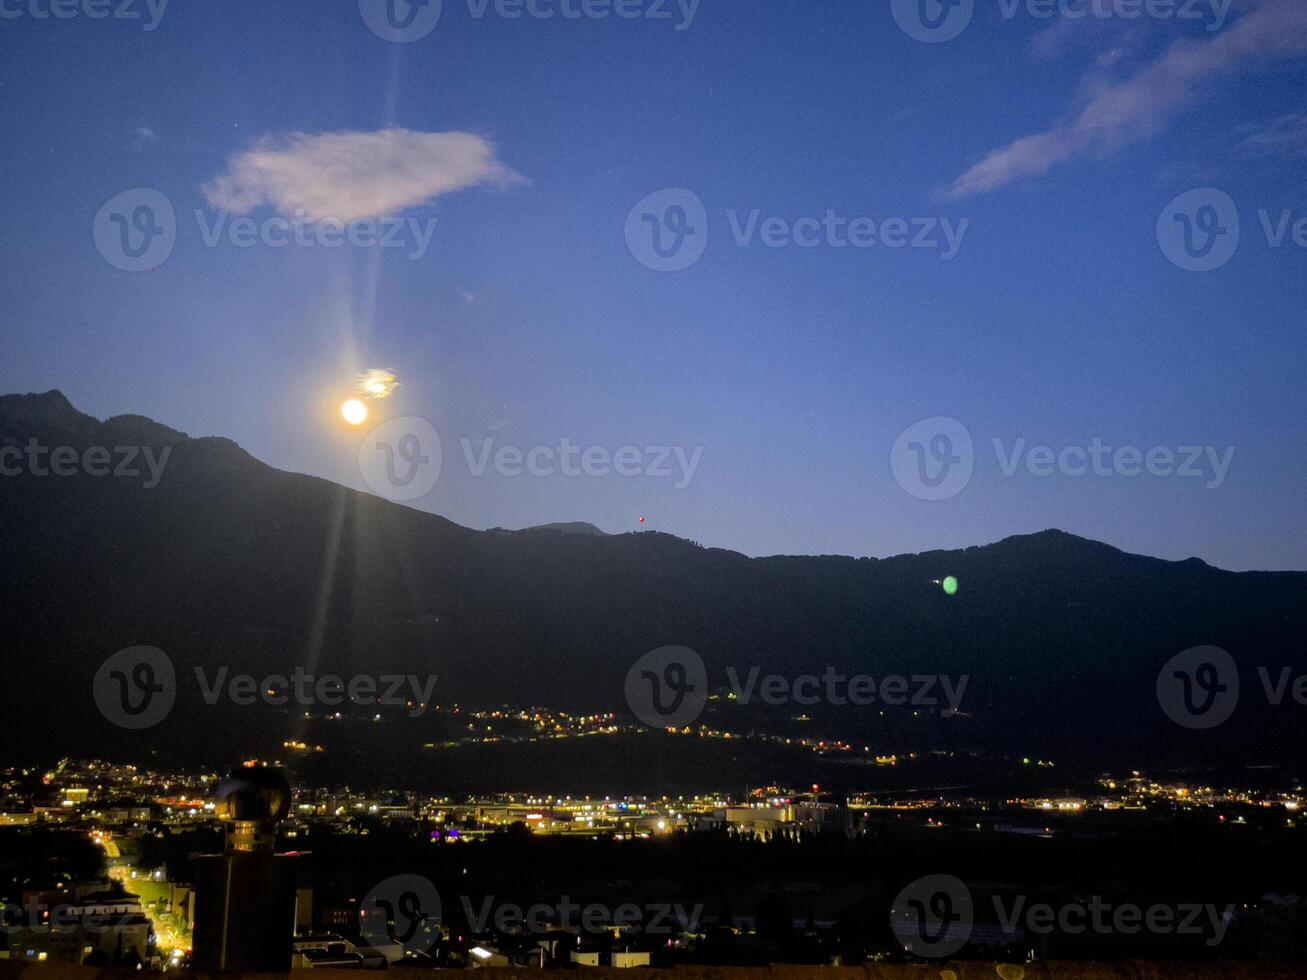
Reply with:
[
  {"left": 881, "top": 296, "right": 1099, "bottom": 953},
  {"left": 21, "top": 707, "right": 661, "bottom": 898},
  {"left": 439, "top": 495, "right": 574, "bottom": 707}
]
[{"left": 942, "top": 576, "right": 959, "bottom": 596}]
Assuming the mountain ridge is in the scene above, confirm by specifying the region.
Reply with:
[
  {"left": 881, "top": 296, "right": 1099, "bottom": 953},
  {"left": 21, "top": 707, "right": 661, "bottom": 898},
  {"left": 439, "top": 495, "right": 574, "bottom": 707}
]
[
  {"left": 2, "top": 390, "right": 1304, "bottom": 781},
  {"left": 0, "top": 389, "right": 1261, "bottom": 572}
]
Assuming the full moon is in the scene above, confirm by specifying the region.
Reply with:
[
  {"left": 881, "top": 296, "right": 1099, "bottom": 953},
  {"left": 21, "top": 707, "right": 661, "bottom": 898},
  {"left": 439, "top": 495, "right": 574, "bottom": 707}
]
[{"left": 341, "top": 399, "right": 369, "bottom": 426}]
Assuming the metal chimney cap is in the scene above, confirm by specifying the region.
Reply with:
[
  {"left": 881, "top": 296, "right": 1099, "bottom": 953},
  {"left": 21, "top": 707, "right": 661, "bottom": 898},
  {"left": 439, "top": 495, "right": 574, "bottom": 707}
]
[{"left": 213, "top": 766, "right": 291, "bottom": 823}]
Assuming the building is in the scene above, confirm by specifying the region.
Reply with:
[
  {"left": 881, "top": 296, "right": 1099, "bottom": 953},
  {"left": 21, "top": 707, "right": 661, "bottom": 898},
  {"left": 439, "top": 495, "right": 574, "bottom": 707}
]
[
  {"left": 2, "top": 886, "right": 153, "bottom": 966},
  {"left": 723, "top": 795, "right": 850, "bottom": 840},
  {"left": 612, "top": 949, "right": 653, "bottom": 967},
  {"left": 291, "top": 935, "right": 392, "bottom": 969},
  {"left": 468, "top": 944, "right": 511, "bottom": 967}
]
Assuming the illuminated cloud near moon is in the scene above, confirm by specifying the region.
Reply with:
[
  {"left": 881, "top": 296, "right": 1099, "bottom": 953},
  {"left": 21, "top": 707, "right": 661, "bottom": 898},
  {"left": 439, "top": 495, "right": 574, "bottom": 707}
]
[{"left": 355, "top": 369, "right": 400, "bottom": 401}]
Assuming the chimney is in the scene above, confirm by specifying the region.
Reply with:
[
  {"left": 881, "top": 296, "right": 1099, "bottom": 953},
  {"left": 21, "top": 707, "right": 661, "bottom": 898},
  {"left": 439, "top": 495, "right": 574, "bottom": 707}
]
[{"left": 192, "top": 766, "right": 299, "bottom": 972}]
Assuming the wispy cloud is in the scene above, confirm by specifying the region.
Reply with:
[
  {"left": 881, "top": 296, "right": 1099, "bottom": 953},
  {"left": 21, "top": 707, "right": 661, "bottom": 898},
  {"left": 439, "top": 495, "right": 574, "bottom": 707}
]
[
  {"left": 945, "top": 0, "right": 1307, "bottom": 200},
  {"left": 1237, "top": 112, "right": 1307, "bottom": 157},
  {"left": 129, "top": 126, "right": 158, "bottom": 151},
  {"left": 204, "top": 128, "right": 524, "bottom": 222}
]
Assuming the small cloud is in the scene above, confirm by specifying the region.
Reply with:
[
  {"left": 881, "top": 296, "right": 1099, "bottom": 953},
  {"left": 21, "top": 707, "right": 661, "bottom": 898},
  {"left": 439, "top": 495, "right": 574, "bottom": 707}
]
[
  {"left": 945, "top": 0, "right": 1307, "bottom": 200},
  {"left": 129, "top": 126, "right": 158, "bottom": 151},
  {"left": 1237, "top": 113, "right": 1307, "bottom": 158},
  {"left": 355, "top": 369, "right": 401, "bottom": 401},
  {"left": 203, "top": 128, "right": 524, "bottom": 222},
  {"left": 460, "top": 290, "right": 477, "bottom": 304}
]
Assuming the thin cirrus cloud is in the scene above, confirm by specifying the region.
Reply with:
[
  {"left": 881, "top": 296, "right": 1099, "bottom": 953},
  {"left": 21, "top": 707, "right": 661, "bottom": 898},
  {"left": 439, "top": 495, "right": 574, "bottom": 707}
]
[
  {"left": 1237, "top": 112, "right": 1307, "bottom": 156},
  {"left": 945, "top": 0, "right": 1307, "bottom": 200},
  {"left": 129, "top": 126, "right": 158, "bottom": 151},
  {"left": 203, "top": 128, "right": 524, "bottom": 222}
]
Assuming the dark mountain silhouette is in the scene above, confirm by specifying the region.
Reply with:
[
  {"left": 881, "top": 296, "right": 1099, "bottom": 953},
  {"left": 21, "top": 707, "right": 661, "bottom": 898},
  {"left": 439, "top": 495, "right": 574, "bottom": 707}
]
[
  {"left": 517, "top": 522, "right": 610, "bottom": 537},
  {"left": 2, "top": 390, "right": 1304, "bottom": 786}
]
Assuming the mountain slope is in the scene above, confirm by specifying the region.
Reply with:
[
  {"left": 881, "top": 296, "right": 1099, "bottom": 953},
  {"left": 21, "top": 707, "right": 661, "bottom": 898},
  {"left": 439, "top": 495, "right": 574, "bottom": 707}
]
[{"left": 2, "top": 391, "right": 1304, "bottom": 782}]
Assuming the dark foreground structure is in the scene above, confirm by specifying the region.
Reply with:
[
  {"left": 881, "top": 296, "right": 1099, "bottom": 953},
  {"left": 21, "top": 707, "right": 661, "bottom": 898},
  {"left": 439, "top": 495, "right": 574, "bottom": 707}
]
[
  {"left": 192, "top": 768, "right": 299, "bottom": 973},
  {"left": 4, "top": 960, "right": 1307, "bottom": 979}
]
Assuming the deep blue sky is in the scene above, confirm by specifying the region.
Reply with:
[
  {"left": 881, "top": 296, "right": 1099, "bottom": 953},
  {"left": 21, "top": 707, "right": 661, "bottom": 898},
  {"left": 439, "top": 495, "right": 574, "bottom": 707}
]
[{"left": 2, "top": 0, "right": 1304, "bottom": 570}]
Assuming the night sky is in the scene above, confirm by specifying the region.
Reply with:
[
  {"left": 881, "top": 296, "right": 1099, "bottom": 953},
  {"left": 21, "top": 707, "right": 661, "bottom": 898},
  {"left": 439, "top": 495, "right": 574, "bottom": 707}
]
[{"left": 2, "top": 0, "right": 1304, "bottom": 570}]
